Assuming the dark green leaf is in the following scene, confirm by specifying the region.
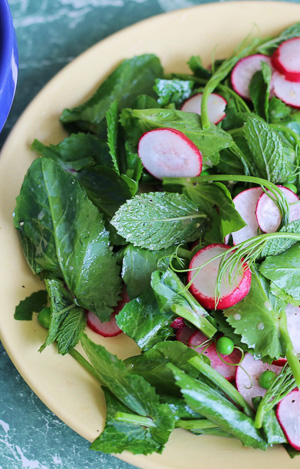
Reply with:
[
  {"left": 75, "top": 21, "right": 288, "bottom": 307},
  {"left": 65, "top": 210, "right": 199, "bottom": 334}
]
[
  {"left": 284, "top": 444, "right": 300, "bottom": 458},
  {"left": 159, "top": 395, "right": 202, "bottom": 421},
  {"left": 111, "top": 192, "right": 209, "bottom": 250},
  {"left": 269, "top": 97, "right": 293, "bottom": 123},
  {"left": 60, "top": 54, "right": 163, "bottom": 135},
  {"left": 249, "top": 62, "right": 272, "bottom": 121},
  {"left": 56, "top": 307, "right": 86, "bottom": 355},
  {"left": 257, "top": 22, "right": 300, "bottom": 55},
  {"left": 106, "top": 100, "right": 119, "bottom": 174},
  {"left": 14, "top": 290, "right": 48, "bottom": 321},
  {"left": 188, "top": 56, "right": 211, "bottom": 80},
  {"left": 154, "top": 79, "right": 193, "bottom": 107}
]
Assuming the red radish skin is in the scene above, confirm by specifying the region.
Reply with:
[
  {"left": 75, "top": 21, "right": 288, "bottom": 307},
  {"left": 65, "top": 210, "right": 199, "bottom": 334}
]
[
  {"left": 231, "top": 187, "right": 263, "bottom": 245},
  {"left": 231, "top": 54, "right": 272, "bottom": 99},
  {"left": 188, "top": 243, "right": 251, "bottom": 310},
  {"left": 236, "top": 353, "right": 282, "bottom": 407},
  {"left": 176, "top": 325, "right": 195, "bottom": 345},
  {"left": 138, "top": 128, "right": 202, "bottom": 180},
  {"left": 170, "top": 317, "right": 185, "bottom": 329},
  {"left": 272, "top": 71, "right": 300, "bottom": 108},
  {"left": 277, "top": 390, "right": 300, "bottom": 450},
  {"left": 255, "top": 186, "right": 299, "bottom": 233},
  {"left": 87, "top": 290, "right": 130, "bottom": 337},
  {"left": 189, "top": 331, "right": 242, "bottom": 381},
  {"left": 272, "top": 38, "right": 300, "bottom": 83},
  {"left": 181, "top": 93, "right": 227, "bottom": 124}
]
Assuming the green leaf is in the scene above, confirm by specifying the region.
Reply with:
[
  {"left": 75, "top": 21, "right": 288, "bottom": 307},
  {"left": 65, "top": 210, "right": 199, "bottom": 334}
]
[
  {"left": 116, "top": 290, "right": 173, "bottom": 350},
  {"left": 60, "top": 54, "right": 163, "bottom": 135},
  {"left": 244, "top": 116, "right": 287, "bottom": 183},
  {"left": 14, "top": 290, "right": 48, "bottom": 321},
  {"left": 270, "top": 283, "right": 300, "bottom": 307},
  {"left": 168, "top": 364, "right": 267, "bottom": 449},
  {"left": 269, "top": 97, "right": 293, "bottom": 123},
  {"left": 14, "top": 158, "right": 122, "bottom": 320},
  {"left": 111, "top": 192, "right": 209, "bottom": 250},
  {"left": 91, "top": 388, "right": 169, "bottom": 455},
  {"left": 154, "top": 79, "right": 193, "bottom": 107},
  {"left": 261, "top": 220, "right": 300, "bottom": 257},
  {"left": 120, "top": 108, "right": 234, "bottom": 167},
  {"left": 32, "top": 134, "right": 112, "bottom": 171},
  {"left": 160, "top": 395, "right": 202, "bottom": 421},
  {"left": 56, "top": 307, "right": 86, "bottom": 355},
  {"left": 257, "top": 22, "right": 300, "bottom": 55},
  {"left": 249, "top": 62, "right": 272, "bottom": 121},
  {"left": 224, "top": 267, "right": 283, "bottom": 360},
  {"left": 188, "top": 55, "right": 211, "bottom": 80},
  {"left": 260, "top": 243, "right": 300, "bottom": 301},
  {"left": 121, "top": 244, "right": 175, "bottom": 299},
  {"left": 106, "top": 100, "right": 119, "bottom": 174}
]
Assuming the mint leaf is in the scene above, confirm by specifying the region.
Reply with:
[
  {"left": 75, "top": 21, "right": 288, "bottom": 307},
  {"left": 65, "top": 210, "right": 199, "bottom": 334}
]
[
  {"left": 111, "top": 192, "right": 208, "bottom": 250},
  {"left": 261, "top": 220, "right": 300, "bottom": 257},
  {"left": 249, "top": 62, "right": 272, "bottom": 121},
  {"left": 14, "top": 290, "right": 48, "bottom": 321},
  {"left": 56, "top": 307, "right": 86, "bottom": 355},
  {"left": 244, "top": 116, "right": 287, "bottom": 183},
  {"left": 154, "top": 79, "right": 193, "bottom": 106},
  {"left": 106, "top": 100, "right": 119, "bottom": 174}
]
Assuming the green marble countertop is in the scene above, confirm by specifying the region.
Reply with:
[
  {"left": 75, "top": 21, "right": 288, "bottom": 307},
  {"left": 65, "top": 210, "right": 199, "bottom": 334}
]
[{"left": 0, "top": 0, "right": 299, "bottom": 468}]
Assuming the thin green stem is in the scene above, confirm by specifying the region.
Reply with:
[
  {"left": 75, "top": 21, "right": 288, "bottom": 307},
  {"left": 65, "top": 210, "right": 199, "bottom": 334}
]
[
  {"left": 279, "top": 310, "right": 300, "bottom": 390},
  {"left": 69, "top": 348, "right": 100, "bottom": 382},
  {"left": 176, "top": 419, "right": 217, "bottom": 430},
  {"left": 114, "top": 412, "right": 156, "bottom": 428}
]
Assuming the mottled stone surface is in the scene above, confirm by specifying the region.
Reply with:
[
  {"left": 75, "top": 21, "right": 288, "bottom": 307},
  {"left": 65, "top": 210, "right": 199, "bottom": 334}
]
[{"left": 0, "top": 0, "right": 299, "bottom": 468}]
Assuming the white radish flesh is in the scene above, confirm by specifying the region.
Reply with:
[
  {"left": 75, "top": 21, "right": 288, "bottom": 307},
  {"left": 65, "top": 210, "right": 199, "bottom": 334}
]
[
  {"left": 256, "top": 186, "right": 299, "bottom": 233},
  {"left": 272, "top": 38, "right": 300, "bottom": 83},
  {"left": 231, "top": 187, "right": 263, "bottom": 244},
  {"left": 277, "top": 390, "right": 300, "bottom": 450},
  {"left": 181, "top": 93, "right": 227, "bottom": 124},
  {"left": 188, "top": 243, "right": 251, "bottom": 310},
  {"left": 189, "top": 331, "right": 242, "bottom": 381},
  {"left": 231, "top": 54, "right": 272, "bottom": 99},
  {"left": 286, "top": 304, "right": 300, "bottom": 354},
  {"left": 138, "top": 128, "right": 202, "bottom": 180},
  {"left": 235, "top": 353, "right": 282, "bottom": 407},
  {"left": 272, "top": 71, "right": 300, "bottom": 108}
]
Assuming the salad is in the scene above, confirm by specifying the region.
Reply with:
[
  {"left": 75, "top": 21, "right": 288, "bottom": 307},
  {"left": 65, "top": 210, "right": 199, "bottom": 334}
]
[{"left": 13, "top": 21, "right": 300, "bottom": 458}]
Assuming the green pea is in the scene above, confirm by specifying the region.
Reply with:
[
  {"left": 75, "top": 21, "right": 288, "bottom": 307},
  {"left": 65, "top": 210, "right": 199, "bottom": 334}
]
[
  {"left": 38, "top": 307, "right": 51, "bottom": 329},
  {"left": 258, "top": 370, "right": 277, "bottom": 389},
  {"left": 284, "top": 183, "right": 298, "bottom": 194},
  {"left": 216, "top": 336, "right": 234, "bottom": 356}
]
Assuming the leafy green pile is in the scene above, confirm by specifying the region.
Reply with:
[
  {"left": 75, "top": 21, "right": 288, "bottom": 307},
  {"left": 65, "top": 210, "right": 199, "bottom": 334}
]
[{"left": 14, "top": 23, "right": 300, "bottom": 458}]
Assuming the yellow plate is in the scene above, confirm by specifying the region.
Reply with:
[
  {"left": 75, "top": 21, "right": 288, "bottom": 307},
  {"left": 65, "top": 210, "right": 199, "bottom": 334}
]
[{"left": 1, "top": 2, "right": 300, "bottom": 467}]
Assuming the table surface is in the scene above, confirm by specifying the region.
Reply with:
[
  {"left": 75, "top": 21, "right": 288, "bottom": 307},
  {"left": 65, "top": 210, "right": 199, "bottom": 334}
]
[{"left": 1, "top": 1, "right": 299, "bottom": 468}]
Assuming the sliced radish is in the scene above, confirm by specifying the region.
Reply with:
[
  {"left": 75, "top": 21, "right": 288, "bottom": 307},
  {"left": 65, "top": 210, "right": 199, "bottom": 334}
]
[
  {"left": 236, "top": 353, "right": 282, "bottom": 407},
  {"left": 188, "top": 243, "right": 251, "bottom": 310},
  {"left": 189, "top": 331, "right": 242, "bottom": 381},
  {"left": 170, "top": 317, "right": 185, "bottom": 329},
  {"left": 277, "top": 390, "right": 300, "bottom": 450},
  {"left": 231, "top": 54, "right": 272, "bottom": 99},
  {"left": 256, "top": 186, "right": 299, "bottom": 233},
  {"left": 272, "top": 38, "right": 300, "bottom": 83},
  {"left": 87, "top": 289, "right": 129, "bottom": 337},
  {"left": 138, "top": 128, "right": 202, "bottom": 180},
  {"left": 231, "top": 187, "right": 263, "bottom": 245},
  {"left": 176, "top": 325, "right": 195, "bottom": 344},
  {"left": 290, "top": 200, "right": 300, "bottom": 222},
  {"left": 181, "top": 93, "right": 227, "bottom": 124},
  {"left": 286, "top": 304, "right": 300, "bottom": 354},
  {"left": 272, "top": 71, "right": 300, "bottom": 108}
]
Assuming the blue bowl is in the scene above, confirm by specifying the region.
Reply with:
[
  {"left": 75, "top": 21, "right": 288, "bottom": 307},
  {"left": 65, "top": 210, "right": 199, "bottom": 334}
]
[{"left": 0, "top": 0, "right": 18, "bottom": 133}]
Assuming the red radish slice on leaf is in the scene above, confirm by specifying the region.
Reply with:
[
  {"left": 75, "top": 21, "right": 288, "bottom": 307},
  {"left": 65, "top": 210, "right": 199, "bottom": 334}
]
[
  {"left": 87, "top": 289, "right": 130, "bottom": 337},
  {"left": 176, "top": 325, "right": 195, "bottom": 345},
  {"left": 231, "top": 187, "right": 263, "bottom": 245},
  {"left": 277, "top": 390, "right": 300, "bottom": 450},
  {"left": 188, "top": 243, "right": 251, "bottom": 310},
  {"left": 138, "top": 128, "right": 202, "bottom": 180},
  {"left": 181, "top": 93, "right": 227, "bottom": 124},
  {"left": 256, "top": 186, "right": 299, "bottom": 233},
  {"left": 231, "top": 54, "right": 272, "bottom": 99},
  {"left": 236, "top": 353, "right": 282, "bottom": 407},
  {"left": 272, "top": 71, "right": 300, "bottom": 108},
  {"left": 189, "top": 331, "right": 242, "bottom": 381},
  {"left": 272, "top": 38, "right": 300, "bottom": 83},
  {"left": 171, "top": 317, "right": 185, "bottom": 329}
]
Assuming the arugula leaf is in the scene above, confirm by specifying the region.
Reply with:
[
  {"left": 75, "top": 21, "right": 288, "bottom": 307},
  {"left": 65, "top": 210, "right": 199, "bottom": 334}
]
[
  {"left": 120, "top": 108, "right": 234, "bottom": 167},
  {"left": 224, "top": 267, "right": 283, "bottom": 360},
  {"left": 91, "top": 388, "right": 169, "bottom": 455},
  {"left": 14, "top": 158, "right": 122, "bottom": 320},
  {"left": 14, "top": 290, "right": 48, "bottom": 321},
  {"left": 244, "top": 116, "right": 287, "bottom": 183},
  {"left": 154, "top": 79, "right": 193, "bottom": 107},
  {"left": 261, "top": 220, "right": 300, "bottom": 257},
  {"left": 111, "top": 192, "right": 209, "bottom": 250},
  {"left": 32, "top": 134, "right": 112, "bottom": 171},
  {"left": 116, "top": 290, "right": 173, "bottom": 350},
  {"left": 168, "top": 364, "right": 267, "bottom": 449},
  {"left": 249, "top": 62, "right": 272, "bottom": 121},
  {"left": 121, "top": 244, "right": 175, "bottom": 299},
  {"left": 106, "top": 100, "right": 119, "bottom": 174},
  {"left": 60, "top": 54, "right": 163, "bottom": 135},
  {"left": 260, "top": 243, "right": 300, "bottom": 301}
]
